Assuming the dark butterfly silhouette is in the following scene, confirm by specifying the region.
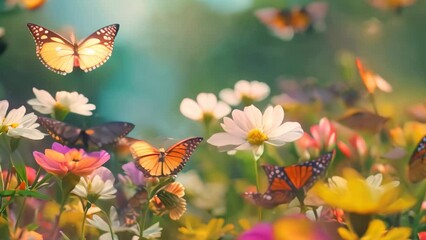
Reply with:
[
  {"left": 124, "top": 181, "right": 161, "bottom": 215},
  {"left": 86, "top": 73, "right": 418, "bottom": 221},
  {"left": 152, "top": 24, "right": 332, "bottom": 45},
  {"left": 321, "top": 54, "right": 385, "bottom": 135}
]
[
  {"left": 37, "top": 116, "right": 134, "bottom": 149},
  {"left": 129, "top": 137, "right": 203, "bottom": 177},
  {"left": 408, "top": 135, "right": 426, "bottom": 183},
  {"left": 242, "top": 151, "right": 335, "bottom": 208},
  {"left": 337, "top": 109, "right": 388, "bottom": 133}
]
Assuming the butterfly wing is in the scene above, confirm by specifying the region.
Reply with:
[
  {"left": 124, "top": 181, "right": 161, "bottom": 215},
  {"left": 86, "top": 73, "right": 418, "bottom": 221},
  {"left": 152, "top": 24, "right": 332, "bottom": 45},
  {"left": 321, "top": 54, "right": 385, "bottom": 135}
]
[
  {"left": 163, "top": 137, "right": 203, "bottom": 176},
  {"left": 338, "top": 109, "right": 389, "bottom": 133},
  {"left": 297, "top": 151, "right": 335, "bottom": 191},
  {"left": 130, "top": 140, "right": 162, "bottom": 177},
  {"left": 241, "top": 191, "right": 294, "bottom": 209},
  {"left": 255, "top": 8, "right": 295, "bottom": 40},
  {"left": 408, "top": 135, "right": 426, "bottom": 183},
  {"left": 84, "top": 122, "right": 134, "bottom": 148},
  {"left": 37, "top": 117, "right": 82, "bottom": 145},
  {"left": 76, "top": 24, "right": 119, "bottom": 72},
  {"left": 27, "top": 23, "right": 75, "bottom": 75}
]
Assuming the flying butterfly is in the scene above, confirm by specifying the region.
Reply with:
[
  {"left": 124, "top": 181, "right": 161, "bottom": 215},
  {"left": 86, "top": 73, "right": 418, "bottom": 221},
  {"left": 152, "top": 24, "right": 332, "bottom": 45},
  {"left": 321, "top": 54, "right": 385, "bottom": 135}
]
[
  {"left": 27, "top": 23, "right": 119, "bottom": 75},
  {"left": 356, "top": 58, "right": 392, "bottom": 94},
  {"left": 337, "top": 109, "right": 389, "bottom": 133},
  {"left": 255, "top": 2, "right": 328, "bottom": 41},
  {"left": 37, "top": 116, "right": 134, "bottom": 149},
  {"left": 408, "top": 135, "right": 426, "bottom": 183},
  {"left": 129, "top": 137, "right": 203, "bottom": 177},
  {"left": 242, "top": 151, "right": 335, "bottom": 208}
]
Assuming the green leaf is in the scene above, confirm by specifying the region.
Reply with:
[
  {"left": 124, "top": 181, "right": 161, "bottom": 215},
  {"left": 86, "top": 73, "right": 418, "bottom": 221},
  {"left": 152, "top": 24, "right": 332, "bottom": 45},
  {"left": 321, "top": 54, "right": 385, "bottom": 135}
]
[
  {"left": 0, "top": 190, "right": 16, "bottom": 197},
  {"left": 17, "top": 190, "right": 50, "bottom": 200},
  {"left": 10, "top": 151, "right": 27, "bottom": 187},
  {"left": 0, "top": 216, "right": 10, "bottom": 240}
]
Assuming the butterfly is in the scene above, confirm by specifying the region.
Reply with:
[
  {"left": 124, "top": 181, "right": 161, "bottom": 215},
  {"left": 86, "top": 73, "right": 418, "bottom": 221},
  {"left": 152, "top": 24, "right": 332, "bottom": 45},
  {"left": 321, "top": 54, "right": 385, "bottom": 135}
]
[
  {"left": 129, "top": 137, "right": 203, "bottom": 177},
  {"left": 408, "top": 135, "right": 426, "bottom": 183},
  {"left": 337, "top": 109, "right": 389, "bottom": 133},
  {"left": 255, "top": 2, "right": 328, "bottom": 41},
  {"left": 37, "top": 116, "right": 134, "bottom": 149},
  {"left": 242, "top": 151, "right": 335, "bottom": 208},
  {"left": 27, "top": 23, "right": 119, "bottom": 75},
  {"left": 356, "top": 58, "right": 392, "bottom": 94}
]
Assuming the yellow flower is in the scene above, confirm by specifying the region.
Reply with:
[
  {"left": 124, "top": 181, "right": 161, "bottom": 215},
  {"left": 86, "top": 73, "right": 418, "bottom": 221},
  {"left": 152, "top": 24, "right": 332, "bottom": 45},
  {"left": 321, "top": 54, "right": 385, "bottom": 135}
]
[
  {"left": 389, "top": 121, "right": 426, "bottom": 147},
  {"left": 178, "top": 216, "right": 234, "bottom": 240},
  {"left": 312, "top": 168, "right": 415, "bottom": 214},
  {"left": 338, "top": 219, "right": 411, "bottom": 240}
]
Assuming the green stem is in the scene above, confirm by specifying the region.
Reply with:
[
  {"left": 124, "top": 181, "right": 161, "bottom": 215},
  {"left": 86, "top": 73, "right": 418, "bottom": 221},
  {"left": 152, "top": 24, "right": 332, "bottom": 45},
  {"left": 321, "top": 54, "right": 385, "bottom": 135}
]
[
  {"left": 102, "top": 209, "right": 115, "bottom": 240},
  {"left": 369, "top": 93, "right": 379, "bottom": 114},
  {"left": 253, "top": 158, "right": 262, "bottom": 221},
  {"left": 50, "top": 187, "right": 70, "bottom": 239},
  {"left": 139, "top": 201, "right": 150, "bottom": 240},
  {"left": 80, "top": 201, "right": 91, "bottom": 240},
  {"left": 14, "top": 198, "right": 26, "bottom": 232}
]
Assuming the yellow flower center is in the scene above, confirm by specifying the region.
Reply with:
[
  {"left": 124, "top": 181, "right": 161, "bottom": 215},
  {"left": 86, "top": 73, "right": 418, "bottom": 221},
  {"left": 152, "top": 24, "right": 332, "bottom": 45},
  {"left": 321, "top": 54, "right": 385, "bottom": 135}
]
[
  {"left": 241, "top": 95, "right": 254, "bottom": 106},
  {"left": 202, "top": 112, "right": 214, "bottom": 125},
  {"left": 0, "top": 122, "right": 19, "bottom": 133},
  {"left": 65, "top": 149, "right": 83, "bottom": 162},
  {"left": 247, "top": 129, "right": 268, "bottom": 146}
]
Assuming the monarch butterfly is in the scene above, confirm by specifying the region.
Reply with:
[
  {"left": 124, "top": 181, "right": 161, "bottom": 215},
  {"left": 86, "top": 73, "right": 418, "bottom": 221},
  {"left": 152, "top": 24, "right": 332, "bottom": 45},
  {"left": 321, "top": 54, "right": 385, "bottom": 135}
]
[
  {"left": 129, "top": 137, "right": 203, "bottom": 177},
  {"left": 255, "top": 2, "right": 328, "bottom": 41},
  {"left": 27, "top": 23, "right": 119, "bottom": 75},
  {"left": 37, "top": 116, "right": 134, "bottom": 149},
  {"left": 408, "top": 135, "right": 426, "bottom": 183},
  {"left": 242, "top": 151, "right": 335, "bottom": 208}
]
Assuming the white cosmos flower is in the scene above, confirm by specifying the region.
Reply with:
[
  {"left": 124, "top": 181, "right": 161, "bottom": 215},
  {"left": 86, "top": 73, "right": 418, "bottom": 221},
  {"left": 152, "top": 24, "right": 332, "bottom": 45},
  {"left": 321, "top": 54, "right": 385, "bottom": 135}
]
[
  {"left": 0, "top": 100, "right": 44, "bottom": 140},
  {"left": 180, "top": 93, "right": 231, "bottom": 123},
  {"left": 207, "top": 105, "right": 303, "bottom": 160},
  {"left": 71, "top": 167, "right": 117, "bottom": 202},
  {"left": 27, "top": 88, "right": 96, "bottom": 116},
  {"left": 219, "top": 80, "right": 270, "bottom": 106}
]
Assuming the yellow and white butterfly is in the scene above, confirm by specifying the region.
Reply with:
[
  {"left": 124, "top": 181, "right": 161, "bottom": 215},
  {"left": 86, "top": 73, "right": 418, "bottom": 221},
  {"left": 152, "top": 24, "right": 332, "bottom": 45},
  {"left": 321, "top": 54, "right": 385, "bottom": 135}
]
[{"left": 27, "top": 23, "right": 119, "bottom": 75}]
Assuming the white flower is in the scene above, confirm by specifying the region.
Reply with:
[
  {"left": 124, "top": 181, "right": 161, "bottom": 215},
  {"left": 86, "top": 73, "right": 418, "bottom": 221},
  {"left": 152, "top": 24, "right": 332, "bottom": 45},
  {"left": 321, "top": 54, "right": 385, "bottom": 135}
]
[
  {"left": 71, "top": 167, "right": 117, "bottom": 201},
  {"left": 180, "top": 93, "right": 231, "bottom": 122},
  {"left": 142, "top": 222, "right": 163, "bottom": 239},
  {"left": 0, "top": 100, "right": 44, "bottom": 140},
  {"left": 219, "top": 80, "right": 270, "bottom": 106},
  {"left": 27, "top": 88, "right": 96, "bottom": 116},
  {"left": 207, "top": 105, "right": 303, "bottom": 160},
  {"left": 87, "top": 206, "right": 140, "bottom": 240}
]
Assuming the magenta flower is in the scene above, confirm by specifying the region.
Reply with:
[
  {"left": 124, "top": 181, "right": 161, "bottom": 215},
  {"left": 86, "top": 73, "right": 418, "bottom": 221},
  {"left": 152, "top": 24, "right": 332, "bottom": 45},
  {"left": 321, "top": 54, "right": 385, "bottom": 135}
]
[
  {"left": 238, "top": 223, "right": 273, "bottom": 240},
  {"left": 33, "top": 142, "right": 110, "bottom": 177}
]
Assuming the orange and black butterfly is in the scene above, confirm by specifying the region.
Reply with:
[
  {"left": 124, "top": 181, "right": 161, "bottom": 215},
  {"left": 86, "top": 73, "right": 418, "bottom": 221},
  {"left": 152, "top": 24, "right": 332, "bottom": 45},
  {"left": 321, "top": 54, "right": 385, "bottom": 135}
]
[
  {"left": 255, "top": 2, "right": 328, "bottom": 41},
  {"left": 408, "top": 135, "right": 426, "bottom": 183},
  {"left": 129, "top": 137, "right": 203, "bottom": 177},
  {"left": 27, "top": 23, "right": 119, "bottom": 75},
  {"left": 242, "top": 151, "right": 335, "bottom": 208},
  {"left": 37, "top": 116, "right": 134, "bottom": 149}
]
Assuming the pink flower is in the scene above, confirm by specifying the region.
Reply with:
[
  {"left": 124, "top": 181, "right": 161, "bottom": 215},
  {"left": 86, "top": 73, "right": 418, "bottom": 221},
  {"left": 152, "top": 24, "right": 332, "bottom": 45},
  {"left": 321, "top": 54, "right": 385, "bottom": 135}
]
[
  {"left": 337, "top": 134, "right": 368, "bottom": 160},
  {"left": 295, "top": 117, "right": 335, "bottom": 159},
  {"left": 33, "top": 142, "right": 110, "bottom": 177},
  {"left": 239, "top": 223, "right": 273, "bottom": 240}
]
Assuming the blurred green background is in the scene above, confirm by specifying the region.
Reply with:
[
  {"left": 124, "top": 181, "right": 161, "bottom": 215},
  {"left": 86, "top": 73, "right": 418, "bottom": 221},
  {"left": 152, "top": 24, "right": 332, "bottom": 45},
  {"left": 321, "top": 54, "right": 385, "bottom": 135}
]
[{"left": 0, "top": 0, "right": 425, "bottom": 139}]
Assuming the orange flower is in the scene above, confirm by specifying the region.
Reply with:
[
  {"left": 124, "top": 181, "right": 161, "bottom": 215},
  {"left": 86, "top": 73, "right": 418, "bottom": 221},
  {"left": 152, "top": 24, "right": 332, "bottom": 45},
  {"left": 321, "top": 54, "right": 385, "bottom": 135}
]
[
  {"left": 33, "top": 143, "right": 110, "bottom": 177},
  {"left": 150, "top": 182, "right": 186, "bottom": 220},
  {"left": 356, "top": 58, "right": 392, "bottom": 94}
]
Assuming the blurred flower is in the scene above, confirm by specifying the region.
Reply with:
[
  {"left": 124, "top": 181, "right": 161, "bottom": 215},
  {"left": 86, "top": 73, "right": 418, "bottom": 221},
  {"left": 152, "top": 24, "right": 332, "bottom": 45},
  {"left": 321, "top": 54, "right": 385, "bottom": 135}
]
[
  {"left": 238, "top": 223, "right": 272, "bottom": 240},
  {"left": 313, "top": 169, "right": 415, "bottom": 214},
  {"left": 371, "top": 163, "right": 396, "bottom": 175},
  {"left": 33, "top": 142, "right": 110, "bottom": 177},
  {"left": 180, "top": 93, "right": 231, "bottom": 125},
  {"left": 2, "top": 166, "right": 37, "bottom": 190},
  {"left": 179, "top": 217, "right": 234, "bottom": 240},
  {"left": 150, "top": 182, "right": 186, "bottom": 220},
  {"left": 273, "top": 215, "right": 330, "bottom": 240},
  {"left": 208, "top": 105, "right": 303, "bottom": 160},
  {"left": 389, "top": 121, "right": 426, "bottom": 147},
  {"left": 284, "top": 197, "right": 323, "bottom": 221},
  {"left": 6, "top": 0, "right": 46, "bottom": 10},
  {"left": 419, "top": 231, "right": 426, "bottom": 240},
  {"left": 86, "top": 206, "right": 143, "bottom": 240},
  {"left": 337, "top": 133, "right": 368, "bottom": 161},
  {"left": 296, "top": 117, "right": 335, "bottom": 159},
  {"left": 219, "top": 80, "right": 270, "bottom": 106},
  {"left": 72, "top": 167, "right": 117, "bottom": 202},
  {"left": 11, "top": 228, "right": 43, "bottom": 240},
  {"left": 28, "top": 88, "right": 96, "bottom": 119},
  {"left": 177, "top": 170, "right": 227, "bottom": 215},
  {"left": 356, "top": 58, "right": 392, "bottom": 94},
  {"left": 118, "top": 162, "right": 147, "bottom": 199},
  {"left": 0, "top": 100, "right": 44, "bottom": 140},
  {"left": 338, "top": 219, "right": 411, "bottom": 240}
]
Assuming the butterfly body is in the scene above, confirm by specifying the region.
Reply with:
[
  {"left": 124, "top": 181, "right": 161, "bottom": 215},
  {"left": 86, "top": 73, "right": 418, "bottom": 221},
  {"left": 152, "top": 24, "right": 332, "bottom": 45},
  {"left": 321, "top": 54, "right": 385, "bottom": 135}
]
[
  {"left": 27, "top": 23, "right": 119, "bottom": 75},
  {"left": 37, "top": 116, "right": 134, "bottom": 149},
  {"left": 242, "top": 151, "right": 335, "bottom": 208},
  {"left": 130, "top": 137, "right": 203, "bottom": 177}
]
